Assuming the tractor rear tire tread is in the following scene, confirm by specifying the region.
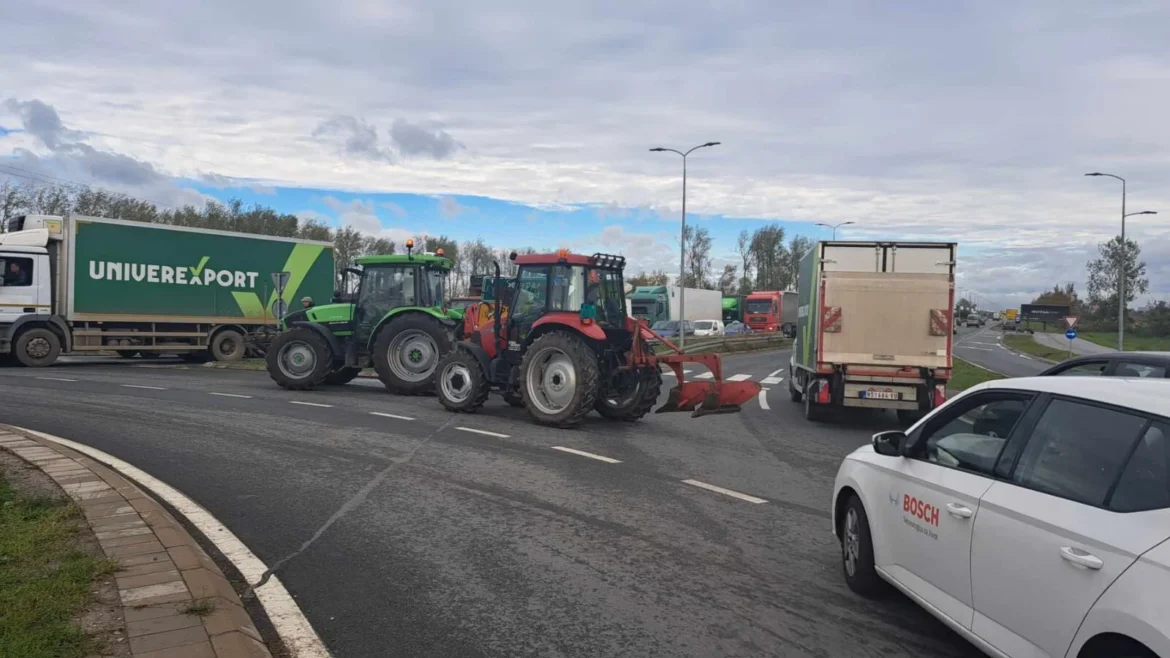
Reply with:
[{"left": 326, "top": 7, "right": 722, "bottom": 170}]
[
  {"left": 595, "top": 367, "right": 662, "bottom": 421},
  {"left": 373, "top": 314, "right": 453, "bottom": 395},
  {"left": 435, "top": 346, "right": 491, "bottom": 413},
  {"left": 266, "top": 328, "right": 333, "bottom": 390},
  {"left": 519, "top": 331, "right": 599, "bottom": 428}
]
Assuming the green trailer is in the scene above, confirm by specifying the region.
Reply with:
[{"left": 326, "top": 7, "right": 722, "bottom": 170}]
[
  {"left": 722, "top": 295, "right": 745, "bottom": 324},
  {"left": 265, "top": 245, "right": 463, "bottom": 392},
  {"left": 0, "top": 214, "right": 334, "bottom": 366}
]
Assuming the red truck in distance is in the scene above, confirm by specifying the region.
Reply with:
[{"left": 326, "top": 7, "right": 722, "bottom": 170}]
[{"left": 744, "top": 291, "right": 783, "bottom": 333}]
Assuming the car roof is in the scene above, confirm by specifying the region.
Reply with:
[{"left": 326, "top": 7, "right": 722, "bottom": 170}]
[
  {"left": 969, "top": 377, "right": 1170, "bottom": 418},
  {"left": 1039, "top": 351, "right": 1170, "bottom": 372}
]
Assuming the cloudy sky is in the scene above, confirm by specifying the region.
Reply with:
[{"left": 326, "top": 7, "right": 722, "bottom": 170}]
[{"left": 3, "top": 0, "right": 1169, "bottom": 308}]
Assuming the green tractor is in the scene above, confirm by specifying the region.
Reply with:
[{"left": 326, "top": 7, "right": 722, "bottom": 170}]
[{"left": 265, "top": 245, "right": 461, "bottom": 393}]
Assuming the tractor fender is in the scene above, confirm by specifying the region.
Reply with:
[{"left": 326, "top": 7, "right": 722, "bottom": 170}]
[
  {"left": 367, "top": 307, "right": 456, "bottom": 349},
  {"left": 529, "top": 313, "right": 607, "bottom": 343},
  {"left": 288, "top": 321, "right": 343, "bottom": 359}
]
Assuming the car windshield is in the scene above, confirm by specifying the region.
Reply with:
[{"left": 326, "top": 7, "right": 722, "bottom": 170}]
[
  {"left": 694, "top": 321, "right": 713, "bottom": 329},
  {"left": 745, "top": 300, "right": 772, "bottom": 313},
  {"left": 653, "top": 321, "right": 678, "bottom": 331},
  {"left": 425, "top": 267, "right": 445, "bottom": 306}
]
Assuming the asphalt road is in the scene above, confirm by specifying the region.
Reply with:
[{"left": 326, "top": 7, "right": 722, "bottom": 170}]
[
  {"left": 953, "top": 325, "right": 1048, "bottom": 377},
  {"left": 0, "top": 351, "right": 980, "bottom": 658}
]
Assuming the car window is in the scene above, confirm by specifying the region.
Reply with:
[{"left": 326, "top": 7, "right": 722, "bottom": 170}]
[
  {"left": 1109, "top": 422, "right": 1170, "bottom": 513},
  {"left": 1053, "top": 361, "right": 1108, "bottom": 377},
  {"left": 1012, "top": 399, "right": 1149, "bottom": 506},
  {"left": 1115, "top": 362, "right": 1167, "bottom": 378},
  {"left": 916, "top": 397, "right": 1029, "bottom": 476}
]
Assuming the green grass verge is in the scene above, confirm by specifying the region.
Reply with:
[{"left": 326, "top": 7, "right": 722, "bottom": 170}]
[
  {"left": 1074, "top": 332, "right": 1170, "bottom": 352},
  {"left": 1003, "top": 334, "right": 1068, "bottom": 362},
  {"left": 950, "top": 358, "right": 1005, "bottom": 391},
  {"left": 0, "top": 475, "right": 117, "bottom": 658}
]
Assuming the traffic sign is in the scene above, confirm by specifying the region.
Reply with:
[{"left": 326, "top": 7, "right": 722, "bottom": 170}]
[
  {"left": 272, "top": 299, "right": 288, "bottom": 320},
  {"left": 1064, "top": 316, "right": 1078, "bottom": 329},
  {"left": 271, "top": 271, "right": 291, "bottom": 294},
  {"left": 1065, "top": 328, "right": 1078, "bottom": 340},
  {"left": 1015, "top": 316, "right": 1022, "bottom": 324}
]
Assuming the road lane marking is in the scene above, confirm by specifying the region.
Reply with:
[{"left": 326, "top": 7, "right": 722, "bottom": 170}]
[
  {"left": 19, "top": 427, "right": 330, "bottom": 657},
  {"left": 371, "top": 412, "right": 415, "bottom": 421},
  {"left": 760, "top": 376, "right": 783, "bottom": 385},
  {"left": 959, "top": 347, "right": 992, "bottom": 351},
  {"left": 766, "top": 367, "right": 785, "bottom": 378},
  {"left": 121, "top": 384, "right": 166, "bottom": 390},
  {"left": 694, "top": 372, "right": 715, "bottom": 380},
  {"left": 681, "top": 479, "right": 768, "bottom": 504},
  {"left": 457, "top": 427, "right": 510, "bottom": 438},
  {"left": 727, "top": 374, "right": 752, "bottom": 381},
  {"left": 758, "top": 389, "right": 771, "bottom": 410},
  {"left": 1019, "top": 354, "right": 1032, "bottom": 360},
  {"left": 551, "top": 446, "right": 621, "bottom": 464},
  {"left": 290, "top": 401, "right": 333, "bottom": 408},
  {"left": 209, "top": 392, "right": 253, "bottom": 399},
  {"left": 37, "top": 377, "right": 78, "bottom": 382}
]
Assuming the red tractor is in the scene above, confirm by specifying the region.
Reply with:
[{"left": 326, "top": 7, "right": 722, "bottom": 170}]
[{"left": 433, "top": 250, "right": 761, "bottom": 427}]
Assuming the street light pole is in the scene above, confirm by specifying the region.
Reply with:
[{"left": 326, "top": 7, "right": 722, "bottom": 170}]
[
  {"left": 1085, "top": 173, "right": 1157, "bottom": 351},
  {"left": 650, "top": 141, "right": 720, "bottom": 352},
  {"left": 815, "top": 221, "right": 855, "bottom": 240}
]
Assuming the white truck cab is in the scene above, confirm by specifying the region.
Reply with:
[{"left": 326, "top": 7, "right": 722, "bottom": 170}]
[{"left": 0, "top": 223, "right": 68, "bottom": 364}]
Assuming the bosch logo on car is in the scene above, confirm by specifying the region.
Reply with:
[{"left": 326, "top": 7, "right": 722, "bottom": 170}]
[{"left": 903, "top": 494, "right": 939, "bottom": 527}]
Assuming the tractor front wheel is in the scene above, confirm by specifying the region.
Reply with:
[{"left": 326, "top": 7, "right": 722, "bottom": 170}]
[
  {"left": 520, "top": 332, "right": 599, "bottom": 427},
  {"left": 435, "top": 346, "right": 490, "bottom": 413},
  {"left": 266, "top": 328, "right": 333, "bottom": 390},
  {"left": 373, "top": 315, "right": 453, "bottom": 395},
  {"left": 595, "top": 366, "right": 662, "bottom": 421}
]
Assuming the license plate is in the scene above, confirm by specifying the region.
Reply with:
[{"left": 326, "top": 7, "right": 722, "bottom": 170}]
[{"left": 862, "top": 390, "right": 900, "bottom": 400}]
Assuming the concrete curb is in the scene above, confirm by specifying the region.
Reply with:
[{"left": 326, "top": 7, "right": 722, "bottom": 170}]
[{"left": 0, "top": 426, "right": 272, "bottom": 658}]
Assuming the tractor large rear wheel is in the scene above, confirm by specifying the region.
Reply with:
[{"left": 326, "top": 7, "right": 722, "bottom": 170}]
[
  {"left": 520, "top": 332, "right": 599, "bottom": 428},
  {"left": 595, "top": 366, "right": 662, "bottom": 421},
  {"left": 266, "top": 328, "right": 333, "bottom": 390},
  {"left": 435, "top": 346, "right": 491, "bottom": 413},
  {"left": 373, "top": 314, "right": 453, "bottom": 395}
]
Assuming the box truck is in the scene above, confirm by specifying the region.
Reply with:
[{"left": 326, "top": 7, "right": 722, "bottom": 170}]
[
  {"left": 789, "top": 241, "right": 955, "bottom": 423},
  {"left": 0, "top": 214, "right": 335, "bottom": 367},
  {"left": 628, "top": 285, "right": 722, "bottom": 326}
]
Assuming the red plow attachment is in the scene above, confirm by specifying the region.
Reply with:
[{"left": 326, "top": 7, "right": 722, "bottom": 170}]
[{"left": 633, "top": 324, "right": 762, "bottom": 416}]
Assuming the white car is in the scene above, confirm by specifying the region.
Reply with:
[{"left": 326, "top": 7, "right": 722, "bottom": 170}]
[
  {"left": 832, "top": 377, "right": 1170, "bottom": 658},
  {"left": 692, "top": 319, "right": 725, "bottom": 337}
]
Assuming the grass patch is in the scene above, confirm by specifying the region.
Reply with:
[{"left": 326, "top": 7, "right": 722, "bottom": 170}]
[
  {"left": 1074, "top": 332, "right": 1170, "bottom": 352},
  {"left": 950, "top": 358, "right": 1006, "bottom": 391},
  {"left": 1003, "top": 334, "right": 1068, "bottom": 362},
  {"left": 0, "top": 476, "right": 109, "bottom": 658},
  {"left": 181, "top": 598, "right": 218, "bottom": 617}
]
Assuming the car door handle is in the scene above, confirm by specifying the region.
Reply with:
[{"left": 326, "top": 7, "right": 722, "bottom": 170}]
[
  {"left": 945, "top": 503, "right": 974, "bottom": 518},
  {"left": 1060, "top": 547, "right": 1103, "bottom": 570},
  {"left": 23, "top": 307, "right": 35, "bottom": 313}
]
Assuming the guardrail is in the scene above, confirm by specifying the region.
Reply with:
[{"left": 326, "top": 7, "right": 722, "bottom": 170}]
[{"left": 654, "top": 332, "right": 793, "bottom": 355}]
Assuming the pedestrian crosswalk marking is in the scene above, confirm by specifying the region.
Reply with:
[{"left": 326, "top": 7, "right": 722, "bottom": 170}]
[
  {"left": 727, "top": 374, "right": 752, "bottom": 382},
  {"left": 694, "top": 372, "right": 715, "bottom": 380},
  {"left": 761, "top": 376, "right": 783, "bottom": 385}
]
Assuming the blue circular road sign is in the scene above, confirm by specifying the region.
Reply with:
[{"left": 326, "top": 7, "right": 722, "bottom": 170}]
[{"left": 1066, "top": 328, "right": 1078, "bottom": 340}]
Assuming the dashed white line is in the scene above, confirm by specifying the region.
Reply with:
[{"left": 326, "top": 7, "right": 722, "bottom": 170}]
[
  {"left": 1019, "top": 354, "right": 1032, "bottom": 360},
  {"left": 209, "top": 392, "right": 253, "bottom": 399},
  {"left": 121, "top": 384, "right": 166, "bottom": 390},
  {"left": 290, "top": 400, "right": 333, "bottom": 408},
  {"left": 550, "top": 446, "right": 621, "bottom": 464},
  {"left": 660, "top": 369, "right": 692, "bottom": 377},
  {"left": 456, "top": 427, "right": 510, "bottom": 439},
  {"left": 757, "top": 389, "right": 771, "bottom": 410},
  {"left": 766, "top": 367, "right": 786, "bottom": 379},
  {"left": 37, "top": 377, "right": 78, "bottom": 382},
  {"left": 371, "top": 412, "right": 415, "bottom": 421},
  {"left": 681, "top": 479, "right": 768, "bottom": 504},
  {"left": 694, "top": 372, "right": 715, "bottom": 380},
  {"left": 760, "top": 376, "right": 783, "bottom": 385},
  {"left": 727, "top": 374, "right": 752, "bottom": 382}
]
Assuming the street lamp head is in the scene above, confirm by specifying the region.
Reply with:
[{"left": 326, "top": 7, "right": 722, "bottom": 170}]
[
  {"left": 1085, "top": 172, "right": 1103, "bottom": 177},
  {"left": 649, "top": 147, "right": 667, "bottom": 152},
  {"left": 702, "top": 141, "right": 721, "bottom": 148},
  {"left": 842, "top": 221, "right": 856, "bottom": 227},
  {"left": 815, "top": 223, "right": 830, "bottom": 228}
]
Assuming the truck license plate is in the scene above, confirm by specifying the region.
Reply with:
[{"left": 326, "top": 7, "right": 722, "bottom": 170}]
[{"left": 862, "top": 389, "right": 899, "bottom": 400}]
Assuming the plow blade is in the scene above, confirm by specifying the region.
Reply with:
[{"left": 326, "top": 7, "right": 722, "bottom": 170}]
[{"left": 656, "top": 380, "right": 762, "bottom": 417}]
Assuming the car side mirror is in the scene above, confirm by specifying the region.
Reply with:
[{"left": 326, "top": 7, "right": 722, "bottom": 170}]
[{"left": 872, "top": 430, "right": 906, "bottom": 457}]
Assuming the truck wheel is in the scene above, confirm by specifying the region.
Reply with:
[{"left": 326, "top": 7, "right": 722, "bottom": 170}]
[
  {"left": 842, "top": 495, "right": 886, "bottom": 597},
  {"left": 435, "top": 346, "right": 491, "bottom": 413},
  {"left": 210, "top": 329, "right": 245, "bottom": 362},
  {"left": 324, "top": 366, "right": 362, "bottom": 385},
  {"left": 373, "top": 315, "right": 453, "bottom": 395},
  {"left": 520, "top": 331, "right": 599, "bottom": 427},
  {"left": 595, "top": 366, "right": 662, "bottom": 421},
  {"left": 266, "top": 328, "right": 332, "bottom": 390},
  {"left": 14, "top": 328, "right": 61, "bottom": 367},
  {"left": 788, "top": 370, "right": 803, "bottom": 402}
]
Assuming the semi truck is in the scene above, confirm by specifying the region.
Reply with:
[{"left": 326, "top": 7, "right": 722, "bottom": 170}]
[
  {"left": 628, "top": 285, "right": 722, "bottom": 326},
  {"left": 722, "top": 295, "right": 744, "bottom": 324},
  {"left": 789, "top": 241, "right": 956, "bottom": 424},
  {"left": 0, "top": 214, "right": 335, "bottom": 367},
  {"left": 743, "top": 290, "right": 799, "bottom": 336}
]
